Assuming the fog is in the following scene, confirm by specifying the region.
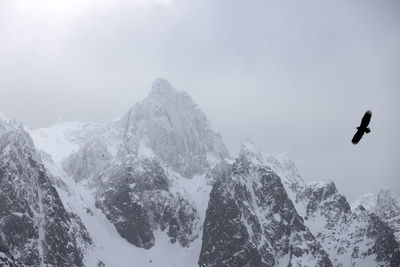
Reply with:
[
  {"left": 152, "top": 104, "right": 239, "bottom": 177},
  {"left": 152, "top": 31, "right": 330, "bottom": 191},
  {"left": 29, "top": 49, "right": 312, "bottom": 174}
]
[{"left": 0, "top": 0, "right": 399, "bottom": 200}]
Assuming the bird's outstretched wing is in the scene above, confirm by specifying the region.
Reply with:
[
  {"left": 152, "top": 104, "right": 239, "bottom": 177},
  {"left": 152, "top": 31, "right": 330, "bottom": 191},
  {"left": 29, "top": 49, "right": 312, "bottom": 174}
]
[
  {"left": 352, "top": 129, "right": 364, "bottom": 144},
  {"left": 360, "top": 110, "right": 372, "bottom": 128}
]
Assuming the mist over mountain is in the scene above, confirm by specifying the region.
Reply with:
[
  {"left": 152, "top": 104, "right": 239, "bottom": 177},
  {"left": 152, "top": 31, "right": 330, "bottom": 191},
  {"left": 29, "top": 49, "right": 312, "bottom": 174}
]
[{"left": 0, "top": 79, "right": 399, "bottom": 266}]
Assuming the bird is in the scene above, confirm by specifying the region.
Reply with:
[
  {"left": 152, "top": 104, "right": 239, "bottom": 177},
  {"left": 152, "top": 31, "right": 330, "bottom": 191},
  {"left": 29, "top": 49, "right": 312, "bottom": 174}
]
[{"left": 352, "top": 110, "right": 372, "bottom": 144}]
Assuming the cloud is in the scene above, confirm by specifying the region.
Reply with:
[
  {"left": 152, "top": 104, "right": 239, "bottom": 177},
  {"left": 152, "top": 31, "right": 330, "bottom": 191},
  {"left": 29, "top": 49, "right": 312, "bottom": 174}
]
[{"left": 0, "top": 0, "right": 399, "bottom": 200}]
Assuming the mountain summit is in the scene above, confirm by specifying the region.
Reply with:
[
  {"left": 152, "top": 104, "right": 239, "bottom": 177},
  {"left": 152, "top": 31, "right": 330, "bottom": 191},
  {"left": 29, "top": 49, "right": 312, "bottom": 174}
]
[
  {"left": 148, "top": 78, "right": 179, "bottom": 99},
  {"left": 119, "top": 78, "right": 229, "bottom": 178},
  {"left": 0, "top": 112, "right": 8, "bottom": 122}
]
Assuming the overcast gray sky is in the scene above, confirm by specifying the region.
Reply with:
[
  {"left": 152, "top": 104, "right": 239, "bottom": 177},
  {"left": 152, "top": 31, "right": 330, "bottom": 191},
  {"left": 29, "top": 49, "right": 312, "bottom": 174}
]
[{"left": 0, "top": 0, "right": 399, "bottom": 200}]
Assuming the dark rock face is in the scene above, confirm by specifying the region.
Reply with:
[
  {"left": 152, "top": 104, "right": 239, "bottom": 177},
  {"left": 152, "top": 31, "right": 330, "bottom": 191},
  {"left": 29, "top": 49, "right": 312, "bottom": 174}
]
[
  {"left": 366, "top": 214, "right": 400, "bottom": 267},
  {"left": 374, "top": 189, "right": 400, "bottom": 244},
  {"left": 0, "top": 242, "right": 20, "bottom": 267},
  {"left": 96, "top": 158, "right": 199, "bottom": 249},
  {"left": 199, "top": 157, "right": 332, "bottom": 267},
  {"left": 199, "top": 178, "right": 265, "bottom": 267},
  {"left": 38, "top": 169, "right": 91, "bottom": 267},
  {"left": 0, "top": 121, "right": 91, "bottom": 266}
]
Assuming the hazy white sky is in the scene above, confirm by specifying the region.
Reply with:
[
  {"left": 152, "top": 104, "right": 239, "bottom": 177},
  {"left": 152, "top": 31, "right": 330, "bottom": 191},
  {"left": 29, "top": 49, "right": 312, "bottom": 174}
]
[{"left": 0, "top": 0, "right": 399, "bottom": 200}]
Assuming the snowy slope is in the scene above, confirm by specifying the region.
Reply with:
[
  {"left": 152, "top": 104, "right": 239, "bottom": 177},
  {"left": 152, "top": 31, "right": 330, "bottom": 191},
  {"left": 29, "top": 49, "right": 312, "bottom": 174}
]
[
  {"left": 30, "top": 121, "right": 104, "bottom": 164},
  {"left": 34, "top": 147, "right": 212, "bottom": 267},
  {"left": 43, "top": 157, "right": 207, "bottom": 267}
]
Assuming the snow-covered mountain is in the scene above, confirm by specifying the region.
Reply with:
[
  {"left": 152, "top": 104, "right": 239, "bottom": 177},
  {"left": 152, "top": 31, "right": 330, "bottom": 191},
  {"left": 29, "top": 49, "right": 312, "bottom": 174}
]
[
  {"left": 352, "top": 188, "right": 400, "bottom": 243},
  {"left": 28, "top": 78, "right": 227, "bottom": 266},
  {"left": 223, "top": 139, "right": 400, "bottom": 267},
  {"left": 199, "top": 145, "right": 332, "bottom": 266},
  {"left": 0, "top": 78, "right": 399, "bottom": 266}
]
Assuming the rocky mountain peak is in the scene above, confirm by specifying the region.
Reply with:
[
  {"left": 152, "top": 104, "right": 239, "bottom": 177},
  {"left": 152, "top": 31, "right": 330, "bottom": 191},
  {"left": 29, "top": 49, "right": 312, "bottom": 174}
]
[
  {"left": 0, "top": 112, "right": 8, "bottom": 123},
  {"left": 238, "top": 139, "right": 303, "bottom": 187},
  {"left": 145, "top": 78, "right": 195, "bottom": 114},
  {"left": 352, "top": 188, "right": 400, "bottom": 244},
  {"left": 238, "top": 138, "right": 263, "bottom": 163},
  {"left": 148, "top": 78, "right": 178, "bottom": 99},
  {"left": 352, "top": 188, "right": 400, "bottom": 217},
  {"left": 351, "top": 192, "right": 377, "bottom": 211},
  {"left": 276, "top": 152, "right": 299, "bottom": 177},
  {"left": 0, "top": 120, "right": 37, "bottom": 161},
  {"left": 119, "top": 79, "right": 229, "bottom": 177},
  {"left": 377, "top": 187, "right": 399, "bottom": 208}
]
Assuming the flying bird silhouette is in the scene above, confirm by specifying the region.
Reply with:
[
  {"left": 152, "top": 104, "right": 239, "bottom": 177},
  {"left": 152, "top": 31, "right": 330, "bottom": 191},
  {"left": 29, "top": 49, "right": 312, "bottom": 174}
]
[{"left": 352, "top": 110, "right": 372, "bottom": 145}]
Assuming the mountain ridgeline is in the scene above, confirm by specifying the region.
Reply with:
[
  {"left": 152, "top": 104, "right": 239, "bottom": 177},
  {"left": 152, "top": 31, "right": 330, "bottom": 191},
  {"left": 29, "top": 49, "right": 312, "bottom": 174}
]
[{"left": 0, "top": 79, "right": 399, "bottom": 266}]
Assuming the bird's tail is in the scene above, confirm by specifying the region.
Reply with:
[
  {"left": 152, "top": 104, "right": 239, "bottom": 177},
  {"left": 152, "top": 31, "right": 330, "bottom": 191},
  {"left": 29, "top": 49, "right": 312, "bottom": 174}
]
[{"left": 365, "top": 127, "right": 371, "bottom": 134}]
